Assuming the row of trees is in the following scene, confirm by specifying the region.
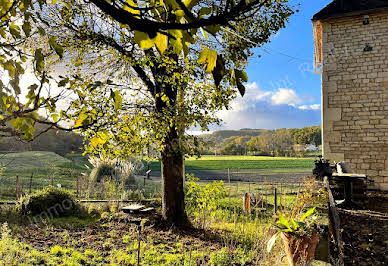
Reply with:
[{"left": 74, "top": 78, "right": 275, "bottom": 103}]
[{"left": 204, "top": 126, "right": 321, "bottom": 157}]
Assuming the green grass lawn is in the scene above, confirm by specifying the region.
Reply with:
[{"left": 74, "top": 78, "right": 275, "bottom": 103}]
[
  {"left": 0, "top": 152, "right": 314, "bottom": 200},
  {"left": 0, "top": 151, "right": 71, "bottom": 169},
  {"left": 0, "top": 151, "right": 88, "bottom": 200},
  {"left": 149, "top": 155, "right": 315, "bottom": 171}
]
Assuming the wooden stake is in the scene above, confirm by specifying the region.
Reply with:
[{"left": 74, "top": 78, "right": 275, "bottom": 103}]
[
  {"left": 29, "top": 173, "right": 33, "bottom": 194},
  {"left": 75, "top": 176, "right": 78, "bottom": 198},
  {"left": 137, "top": 227, "right": 141, "bottom": 266},
  {"left": 228, "top": 168, "right": 231, "bottom": 203},
  {"left": 274, "top": 188, "right": 278, "bottom": 214},
  {"left": 279, "top": 183, "right": 282, "bottom": 210},
  {"left": 16, "top": 175, "right": 20, "bottom": 199}
]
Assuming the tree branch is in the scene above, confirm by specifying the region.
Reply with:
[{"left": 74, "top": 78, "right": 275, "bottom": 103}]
[{"left": 89, "top": 0, "right": 269, "bottom": 32}]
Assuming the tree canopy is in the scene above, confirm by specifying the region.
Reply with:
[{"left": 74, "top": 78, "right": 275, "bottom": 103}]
[
  {"left": 0, "top": 0, "right": 295, "bottom": 224},
  {"left": 1, "top": 0, "right": 295, "bottom": 142}
]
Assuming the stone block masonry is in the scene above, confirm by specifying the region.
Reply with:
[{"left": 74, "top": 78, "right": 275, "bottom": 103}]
[{"left": 320, "top": 10, "right": 388, "bottom": 191}]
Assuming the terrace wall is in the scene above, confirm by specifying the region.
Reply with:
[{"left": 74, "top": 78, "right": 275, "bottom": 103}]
[{"left": 320, "top": 10, "right": 388, "bottom": 190}]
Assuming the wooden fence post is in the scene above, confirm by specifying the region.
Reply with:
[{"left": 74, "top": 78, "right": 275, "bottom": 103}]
[
  {"left": 243, "top": 192, "right": 251, "bottom": 215},
  {"left": 279, "top": 183, "right": 282, "bottom": 210},
  {"left": 274, "top": 188, "right": 278, "bottom": 214},
  {"left": 29, "top": 173, "right": 33, "bottom": 194},
  {"left": 76, "top": 176, "right": 79, "bottom": 198},
  {"left": 137, "top": 184, "right": 141, "bottom": 202},
  {"left": 137, "top": 225, "right": 142, "bottom": 266},
  {"left": 228, "top": 168, "right": 231, "bottom": 203},
  {"left": 16, "top": 175, "right": 20, "bottom": 199}
]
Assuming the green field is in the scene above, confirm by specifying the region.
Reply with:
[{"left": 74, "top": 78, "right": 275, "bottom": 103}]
[
  {"left": 149, "top": 155, "right": 314, "bottom": 171},
  {"left": 0, "top": 151, "right": 88, "bottom": 200},
  {"left": 0, "top": 152, "right": 314, "bottom": 200},
  {"left": 0, "top": 151, "right": 71, "bottom": 168}
]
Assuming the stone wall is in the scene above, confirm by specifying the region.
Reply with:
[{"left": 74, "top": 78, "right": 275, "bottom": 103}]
[{"left": 320, "top": 10, "right": 388, "bottom": 190}]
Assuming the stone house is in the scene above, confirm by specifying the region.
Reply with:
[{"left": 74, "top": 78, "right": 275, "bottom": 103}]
[{"left": 312, "top": 0, "right": 388, "bottom": 190}]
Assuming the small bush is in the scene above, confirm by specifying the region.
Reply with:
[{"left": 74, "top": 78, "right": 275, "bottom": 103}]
[
  {"left": 208, "top": 247, "right": 232, "bottom": 265},
  {"left": 184, "top": 174, "right": 228, "bottom": 229},
  {"left": 89, "top": 163, "right": 115, "bottom": 183},
  {"left": 88, "top": 157, "right": 142, "bottom": 187},
  {"left": 18, "top": 186, "right": 80, "bottom": 217},
  {"left": 88, "top": 157, "right": 143, "bottom": 199}
]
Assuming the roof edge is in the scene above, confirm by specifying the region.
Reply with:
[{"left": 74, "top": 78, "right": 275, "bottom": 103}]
[{"left": 312, "top": 6, "right": 388, "bottom": 21}]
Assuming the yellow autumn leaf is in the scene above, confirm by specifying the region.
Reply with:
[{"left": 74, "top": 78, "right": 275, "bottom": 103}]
[
  {"left": 74, "top": 113, "right": 88, "bottom": 127},
  {"left": 174, "top": 10, "right": 185, "bottom": 17},
  {"left": 183, "top": 0, "right": 199, "bottom": 10},
  {"left": 170, "top": 38, "right": 183, "bottom": 54},
  {"left": 51, "top": 114, "right": 59, "bottom": 123},
  {"left": 134, "top": 31, "right": 156, "bottom": 50},
  {"left": 168, "top": 29, "right": 183, "bottom": 39},
  {"left": 198, "top": 48, "right": 217, "bottom": 73},
  {"left": 155, "top": 33, "right": 168, "bottom": 54},
  {"left": 90, "top": 137, "right": 104, "bottom": 147}
]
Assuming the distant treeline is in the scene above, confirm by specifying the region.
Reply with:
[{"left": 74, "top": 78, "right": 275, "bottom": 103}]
[
  {"left": 208, "top": 129, "right": 270, "bottom": 139},
  {"left": 201, "top": 126, "right": 321, "bottom": 157},
  {"left": 0, "top": 123, "right": 83, "bottom": 156}
]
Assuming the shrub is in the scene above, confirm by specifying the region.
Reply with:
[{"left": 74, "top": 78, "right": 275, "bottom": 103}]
[
  {"left": 89, "top": 163, "right": 115, "bottom": 183},
  {"left": 185, "top": 174, "right": 227, "bottom": 228},
  {"left": 208, "top": 247, "right": 232, "bottom": 265},
  {"left": 88, "top": 157, "right": 142, "bottom": 190},
  {"left": 185, "top": 174, "right": 227, "bottom": 213},
  {"left": 18, "top": 186, "right": 80, "bottom": 217},
  {"left": 120, "top": 189, "right": 142, "bottom": 201}
]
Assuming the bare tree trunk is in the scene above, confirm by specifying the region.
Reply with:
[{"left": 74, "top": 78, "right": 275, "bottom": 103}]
[{"left": 160, "top": 128, "right": 189, "bottom": 226}]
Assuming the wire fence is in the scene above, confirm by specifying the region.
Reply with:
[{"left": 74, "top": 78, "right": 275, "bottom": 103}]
[{"left": 0, "top": 168, "right": 311, "bottom": 207}]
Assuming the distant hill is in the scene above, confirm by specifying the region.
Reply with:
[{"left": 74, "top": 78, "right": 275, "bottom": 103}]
[
  {"left": 206, "top": 129, "right": 270, "bottom": 139},
  {"left": 0, "top": 151, "right": 71, "bottom": 169},
  {"left": 0, "top": 122, "right": 83, "bottom": 156}
]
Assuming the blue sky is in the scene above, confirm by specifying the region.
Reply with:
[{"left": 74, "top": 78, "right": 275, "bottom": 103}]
[{"left": 216, "top": 0, "right": 332, "bottom": 130}]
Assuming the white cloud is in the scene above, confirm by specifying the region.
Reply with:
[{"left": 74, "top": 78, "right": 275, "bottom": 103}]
[
  {"left": 309, "top": 104, "right": 321, "bottom": 110},
  {"left": 213, "top": 82, "right": 321, "bottom": 130},
  {"left": 298, "top": 104, "right": 321, "bottom": 110},
  {"left": 271, "top": 88, "right": 301, "bottom": 106},
  {"left": 216, "top": 101, "right": 321, "bottom": 130},
  {"left": 228, "top": 82, "right": 272, "bottom": 112}
]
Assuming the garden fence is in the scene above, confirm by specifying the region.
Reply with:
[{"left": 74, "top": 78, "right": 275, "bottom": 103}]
[{"left": 0, "top": 168, "right": 310, "bottom": 207}]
